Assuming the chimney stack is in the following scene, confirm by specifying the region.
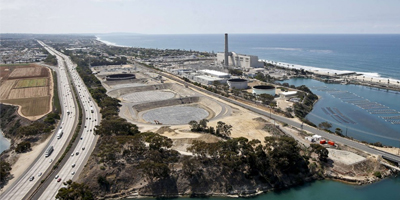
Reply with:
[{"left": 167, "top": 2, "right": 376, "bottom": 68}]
[{"left": 224, "top": 33, "right": 229, "bottom": 66}]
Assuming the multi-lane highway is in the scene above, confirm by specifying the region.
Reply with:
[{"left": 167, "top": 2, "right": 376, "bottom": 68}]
[
  {"left": 36, "top": 42, "right": 100, "bottom": 200},
  {"left": 0, "top": 42, "right": 79, "bottom": 200},
  {"left": 0, "top": 41, "right": 100, "bottom": 200}
]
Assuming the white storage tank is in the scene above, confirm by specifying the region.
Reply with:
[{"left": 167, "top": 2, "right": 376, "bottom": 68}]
[
  {"left": 227, "top": 78, "right": 248, "bottom": 89},
  {"left": 252, "top": 85, "right": 275, "bottom": 96}
]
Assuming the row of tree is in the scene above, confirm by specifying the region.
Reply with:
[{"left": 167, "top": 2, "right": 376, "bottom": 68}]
[{"left": 189, "top": 119, "right": 232, "bottom": 139}]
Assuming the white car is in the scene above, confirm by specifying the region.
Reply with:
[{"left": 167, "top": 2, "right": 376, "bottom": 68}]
[
  {"left": 29, "top": 176, "right": 34, "bottom": 181},
  {"left": 71, "top": 171, "right": 75, "bottom": 175},
  {"left": 38, "top": 172, "right": 42, "bottom": 177},
  {"left": 71, "top": 153, "right": 74, "bottom": 157},
  {"left": 72, "top": 163, "right": 76, "bottom": 168},
  {"left": 55, "top": 175, "right": 59, "bottom": 179}
]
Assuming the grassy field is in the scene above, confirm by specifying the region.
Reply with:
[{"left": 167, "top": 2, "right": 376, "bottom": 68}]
[
  {"left": 2, "top": 96, "right": 50, "bottom": 116},
  {"left": 14, "top": 78, "right": 47, "bottom": 88}
]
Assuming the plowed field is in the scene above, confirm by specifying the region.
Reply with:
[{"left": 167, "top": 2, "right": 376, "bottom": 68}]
[
  {"left": 15, "top": 78, "right": 47, "bottom": 88},
  {"left": 8, "top": 87, "right": 49, "bottom": 99}
]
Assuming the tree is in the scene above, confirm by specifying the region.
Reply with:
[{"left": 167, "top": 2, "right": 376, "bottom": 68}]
[
  {"left": 335, "top": 128, "right": 343, "bottom": 136},
  {"left": 16, "top": 141, "right": 31, "bottom": 153},
  {"left": 0, "top": 160, "right": 12, "bottom": 184},
  {"left": 310, "top": 144, "right": 329, "bottom": 162},
  {"left": 216, "top": 121, "right": 232, "bottom": 138},
  {"left": 189, "top": 120, "right": 199, "bottom": 131},
  {"left": 318, "top": 121, "right": 332, "bottom": 130},
  {"left": 56, "top": 180, "right": 94, "bottom": 200},
  {"left": 258, "top": 94, "right": 275, "bottom": 105}
]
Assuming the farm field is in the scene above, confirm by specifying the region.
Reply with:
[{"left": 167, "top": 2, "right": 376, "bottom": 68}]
[
  {"left": 0, "top": 64, "right": 53, "bottom": 120},
  {"left": 15, "top": 78, "right": 47, "bottom": 88},
  {"left": 2, "top": 96, "right": 51, "bottom": 117}
]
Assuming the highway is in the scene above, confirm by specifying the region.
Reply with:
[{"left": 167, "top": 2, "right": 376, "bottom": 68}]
[
  {"left": 0, "top": 42, "right": 79, "bottom": 200},
  {"left": 156, "top": 68, "right": 400, "bottom": 164},
  {"left": 35, "top": 42, "right": 100, "bottom": 200}
]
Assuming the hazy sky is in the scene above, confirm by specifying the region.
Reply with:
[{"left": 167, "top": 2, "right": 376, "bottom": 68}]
[{"left": 1, "top": 0, "right": 400, "bottom": 34}]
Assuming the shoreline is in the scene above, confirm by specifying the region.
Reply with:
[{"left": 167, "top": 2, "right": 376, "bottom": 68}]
[{"left": 95, "top": 36, "right": 400, "bottom": 84}]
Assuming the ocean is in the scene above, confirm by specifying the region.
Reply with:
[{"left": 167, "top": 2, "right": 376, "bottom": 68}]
[
  {"left": 97, "top": 33, "right": 400, "bottom": 147},
  {"left": 96, "top": 34, "right": 400, "bottom": 81}
]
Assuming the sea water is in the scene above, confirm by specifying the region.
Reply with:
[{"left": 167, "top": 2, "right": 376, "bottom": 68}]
[
  {"left": 94, "top": 34, "right": 400, "bottom": 197},
  {"left": 281, "top": 78, "right": 400, "bottom": 147},
  {"left": 0, "top": 129, "right": 11, "bottom": 153},
  {"left": 125, "top": 177, "right": 400, "bottom": 200},
  {"left": 96, "top": 34, "right": 400, "bottom": 80}
]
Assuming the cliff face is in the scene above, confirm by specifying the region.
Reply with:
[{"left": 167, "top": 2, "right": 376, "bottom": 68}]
[
  {"left": 78, "top": 134, "right": 316, "bottom": 199},
  {"left": 0, "top": 104, "right": 31, "bottom": 148}
]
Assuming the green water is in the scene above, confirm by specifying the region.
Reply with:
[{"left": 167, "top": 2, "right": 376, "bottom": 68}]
[{"left": 127, "top": 176, "right": 400, "bottom": 200}]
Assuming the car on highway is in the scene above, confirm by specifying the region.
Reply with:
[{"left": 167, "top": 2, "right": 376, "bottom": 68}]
[
  {"left": 50, "top": 159, "right": 53, "bottom": 163},
  {"left": 71, "top": 171, "right": 75, "bottom": 175},
  {"left": 76, "top": 151, "right": 79, "bottom": 155},
  {"left": 29, "top": 176, "right": 34, "bottom": 181},
  {"left": 71, "top": 153, "right": 74, "bottom": 157},
  {"left": 55, "top": 175, "right": 59, "bottom": 179},
  {"left": 72, "top": 163, "right": 75, "bottom": 168},
  {"left": 82, "top": 147, "right": 85, "bottom": 150},
  {"left": 38, "top": 172, "right": 42, "bottom": 177},
  {"left": 57, "top": 178, "right": 62, "bottom": 182}
]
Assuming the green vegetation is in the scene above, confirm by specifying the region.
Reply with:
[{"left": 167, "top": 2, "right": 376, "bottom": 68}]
[
  {"left": 228, "top": 68, "right": 243, "bottom": 76},
  {"left": 56, "top": 180, "right": 94, "bottom": 200},
  {"left": 14, "top": 78, "right": 47, "bottom": 88},
  {"left": 310, "top": 144, "right": 329, "bottom": 162},
  {"left": 52, "top": 70, "right": 61, "bottom": 114},
  {"left": 318, "top": 121, "right": 332, "bottom": 131},
  {"left": 44, "top": 53, "right": 58, "bottom": 66},
  {"left": 373, "top": 171, "right": 382, "bottom": 178},
  {"left": 189, "top": 119, "right": 232, "bottom": 139},
  {"left": 292, "top": 85, "right": 318, "bottom": 126},
  {"left": 0, "top": 160, "right": 12, "bottom": 184},
  {"left": 15, "top": 141, "right": 31, "bottom": 153}
]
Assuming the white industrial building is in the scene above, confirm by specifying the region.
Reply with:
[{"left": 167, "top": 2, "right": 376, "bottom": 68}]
[
  {"left": 193, "top": 75, "right": 226, "bottom": 85},
  {"left": 199, "top": 69, "right": 230, "bottom": 78},
  {"left": 280, "top": 91, "right": 298, "bottom": 100},
  {"left": 217, "top": 52, "right": 264, "bottom": 69}
]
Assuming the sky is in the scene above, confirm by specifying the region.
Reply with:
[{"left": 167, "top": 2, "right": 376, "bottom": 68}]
[{"left": 1, "top": 0, "right": 400, "bottom": 34}]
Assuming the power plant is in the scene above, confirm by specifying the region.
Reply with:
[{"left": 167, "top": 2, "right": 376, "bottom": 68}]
[{"left": 218, "top": 33, "right": 264, "bottom": 69}]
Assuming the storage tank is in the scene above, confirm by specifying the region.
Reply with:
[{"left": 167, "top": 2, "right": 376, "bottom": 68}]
[
  {"left": 227, "top": 78, "right": 248, "bottom": 89},
  {"left": 252, "top": 85, "right": 275, "bottom": 96}
]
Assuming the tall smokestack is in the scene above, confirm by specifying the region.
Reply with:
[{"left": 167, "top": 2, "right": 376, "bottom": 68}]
[{"left": 224, "top": 33, "right": 229, "bottom": 66}]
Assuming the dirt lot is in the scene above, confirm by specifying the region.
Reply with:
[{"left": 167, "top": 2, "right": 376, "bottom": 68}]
[
  {"left": 0, "top": 64, "right": 53, "bottom": 120},
  {"left": 8, "top": 87, "right": 49, "bottom": 99},
  {"left": 8, "top": 66, "right": 44, "bottom": 78},
  {"left": 2, "top": 96, "right": 51, "bottom": 120},
  {"left": 0, "top": 80, "right": 17, "bottom": 100}
]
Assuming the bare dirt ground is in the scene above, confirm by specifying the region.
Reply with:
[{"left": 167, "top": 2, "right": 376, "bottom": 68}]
[
  {"left": 0, "top": 64, "right": 53, "bottom": 120},
  {"left": 0, "top": 134, "right": 52, "bottom": 193}
]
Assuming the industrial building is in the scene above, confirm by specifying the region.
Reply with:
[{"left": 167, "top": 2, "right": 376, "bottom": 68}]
[
  {"left": 199, "top": 69, "right": 230, "bottom": 78},
  {"left": 193, "top": 75, "right": 226, "bottom": 85},
  {"left": 280, "top": 91, "right": 298, "bottom": 100},
  {"left": 252, "top": 85, "right": 276, "bottom": 96},
  {"left": 217, "top": 33, "right": 264, "bottom": 69},
  {"left": 217, "top": 52, "right": 264, "bottom": 68},
  {"left": 227, "top": 78, "right": 248, "bottom": 89}
]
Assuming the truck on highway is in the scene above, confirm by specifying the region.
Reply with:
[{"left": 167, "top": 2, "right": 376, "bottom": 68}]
[
  {"left": 56, "top": 129, "right": 63, "bottom": 139},
  {"left": 45, "top": 146, "right": 54, "bottom": 157}
]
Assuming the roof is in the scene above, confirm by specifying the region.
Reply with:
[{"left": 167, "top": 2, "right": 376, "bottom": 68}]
[
  {"left": 200, "top": 69, "right": 229, "bottom": 77},
  {"left": 281, "top": 91, "right": 297, "bottom": 96},
  {"left": 195, "top": 75, "right": 225, "bottom": 81}
]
